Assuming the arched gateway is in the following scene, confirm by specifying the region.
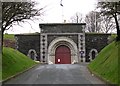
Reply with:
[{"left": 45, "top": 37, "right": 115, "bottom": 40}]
[{"left": 48, "top": 37, "right": 78, "bottom": 64}]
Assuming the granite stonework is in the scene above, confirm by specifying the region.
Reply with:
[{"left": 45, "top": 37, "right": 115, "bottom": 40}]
[
  {"left": 40, "top": 23, "right": 84, "bottom": 33},
  {"left": 15, "top": 23, "right": 111, "bottom": 64},
  {"left": 15, "top": 34, "right": 40, "bottom": 61},
  {"left": 85, "top": 33, "right": 111, "bottom": 62}
]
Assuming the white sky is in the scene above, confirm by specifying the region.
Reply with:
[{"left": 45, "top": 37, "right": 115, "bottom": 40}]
[{"left": 6, "top": 0, "right": 97, "bottom": 34}]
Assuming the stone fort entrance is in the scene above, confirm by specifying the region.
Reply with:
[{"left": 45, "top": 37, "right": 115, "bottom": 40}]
[
  {"left": 15, "top": 23, "right": 110, "bottom": 64},
  {"left": 48, "top": 37, "right": 78, "bottom": 64},
  {"left": 40, "top": 23, "right": 86, "bottom": 64}
]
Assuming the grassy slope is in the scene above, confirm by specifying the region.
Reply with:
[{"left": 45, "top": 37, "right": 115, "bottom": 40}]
[
  {"left": 0, "top": 55, "right": 2, "bottom": 81},
  {"left": 4, "top": 34, "right": 15, "bottom": 41},
  {"left": 88, "top": 41, "right": 119, "bottom": 84},
  {"left": 2, "top": 47, "right": 37, "bottom": 80}
]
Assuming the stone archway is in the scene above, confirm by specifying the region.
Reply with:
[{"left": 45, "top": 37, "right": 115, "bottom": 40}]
[
  {"left": 48, "top": 37, "right": 78, "bottom": 64},
  {"left": 27, "top": 49, "right": 37, "bottom": 60},
  {"left": 89, "top": 49, "right": 98, "bottom": 61}
]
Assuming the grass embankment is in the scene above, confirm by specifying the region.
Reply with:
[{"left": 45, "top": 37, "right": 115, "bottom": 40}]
[
  {"left": 4, "top": 34, "right": 15, "bottom": 41},
  {"left": 88, "top": 41, "right": 119, "bottom": 84},
  {"left": 0, "top": 55, "right": 2, "bottom": 81},
  {"left": 2, "top": 47, "right": 37, "bottom": 81},
  {"left": 3, "top": 34, "right": 15, "bottom": 48}
]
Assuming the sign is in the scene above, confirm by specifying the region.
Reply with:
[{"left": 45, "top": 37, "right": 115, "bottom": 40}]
[
  {"left": 80, "top": 51, "right": 84, "bottom": 54},
  {"left": 58, "top": 59, "right": 60, "bottom": 62}
]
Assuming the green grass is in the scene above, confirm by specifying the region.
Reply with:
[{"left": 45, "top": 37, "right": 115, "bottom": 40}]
[
  {"left": 4, "top": 34, "right": 15, "bottom": 41},
  {"left": 2, "top": 47, "right": 37, "bottom": 80},
  {"left": 88, "top": 42, "right": 120, "bottom": 84},
  {"left": 0, "top": 55, "right": 2, "bottom": 81},
  {"left": 88, "top": 41, "right": 119, "bottom": 84},
  {"left": 119, "top": 41, "right": 120, "bottom": 85},
  {"left": 85, "top": 32, "right": 113, "bottom": 35}
]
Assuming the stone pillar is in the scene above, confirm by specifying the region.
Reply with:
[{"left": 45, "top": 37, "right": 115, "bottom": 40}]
[
  {"left": 40, "top": 34, "right": 47, "bottom": 63},
  {"left": 78, "top": 33, "right": 81, "bottom": 62},
  {"left": 82, "top": 33, "right": 86, "bottom": 62},
  {"left": 78, "top": 33, "right": 86, "bottom": 62}
]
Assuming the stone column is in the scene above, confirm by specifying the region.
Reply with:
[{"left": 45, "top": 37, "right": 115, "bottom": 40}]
[
  {"left": 82, "top": 33, "right": 86, "bottom": 62},
  {"left": 40, "top": 34, "right": 47, "bottom": 63},
  {"left": 78, "top": 33, "right": 86, "bottom": 62}
]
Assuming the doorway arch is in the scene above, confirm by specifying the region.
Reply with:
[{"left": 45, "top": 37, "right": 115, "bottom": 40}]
[
  {"left": 27, "top": 49, "right": 37, "bottom": 60},
  {"left": 89, "top": 49, "right": 98, "bottom": 61},
  {"left": 48, "top": 37, "right": 78, "bottom": 64}
]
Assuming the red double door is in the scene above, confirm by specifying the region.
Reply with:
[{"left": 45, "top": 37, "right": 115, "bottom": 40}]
[{"left": 55, "top": 45, "right": 71, "bottom": 64}]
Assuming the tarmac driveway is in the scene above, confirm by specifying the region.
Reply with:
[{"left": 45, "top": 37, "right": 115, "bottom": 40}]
[{"left": 3, "top": 63, "right": 105, "bottom": 84}]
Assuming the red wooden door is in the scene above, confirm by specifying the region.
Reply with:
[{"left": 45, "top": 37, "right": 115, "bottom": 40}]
[{"left": 55, "top": 45, "right": 71, "bottom": 64}]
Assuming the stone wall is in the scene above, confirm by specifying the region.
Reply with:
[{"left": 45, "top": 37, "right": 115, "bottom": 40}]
[
  {"left": 15, "top": 34, "right": 40, "bottom": 61},
  {"left": 14, "top": 23, "right": 112, "bottom": 63},
  {"left": 15, "top": 33, "right": 112, "bottom": 62},
  {"left": 39, "top": 23, "right": 85, "bottom": 33},
  {"left": 47, "top": 34, "right": 78, "bottom": 47},
  {"left": 85, "top": 33, "right": 111, "bottom": 62}
]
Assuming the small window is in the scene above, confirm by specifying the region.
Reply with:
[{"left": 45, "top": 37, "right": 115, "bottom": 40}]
[
  {"left": 42, "top": 51, "right": 45, "bottom": 54},
  {"left": 42, "top": 43, "right": 45, "bottom": 45},
  {"left": 42, "top": 56, "right": 45, "bottom": 62},
  {"left": 92, "top": 51, "right": 96, "bottom": 59},
  {"left": 43, "top": 56, "right": 45, "bottom": 58},
  {"left": 80, "top": 35, "right": 83, "bottom": 38},
  {"left": 80, "top": 39, "right": 83, "bottom": 41},
  {"left": 81, "top": 43, "right": 83, "bottom": 45},
  {"left": 42, "top": 36, "right": 45, "bottom": 38},
  {"left": 81, "top": 55, "right": 83, "bottom": 58},
  {"left": 81, "top": 47, "right": 83, "bottom": 50},
  {"left": 42, "top": 39, "right": 45, "bottom": 42}
]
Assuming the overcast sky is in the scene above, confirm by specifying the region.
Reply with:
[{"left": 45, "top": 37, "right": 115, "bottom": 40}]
[{"left": 6, "top": 0, "right": 97, "bottom": 34}]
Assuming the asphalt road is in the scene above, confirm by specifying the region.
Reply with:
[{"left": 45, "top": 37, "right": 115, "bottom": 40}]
[{"left": 3, "top": 63, "right": 105, "bottom": 84}]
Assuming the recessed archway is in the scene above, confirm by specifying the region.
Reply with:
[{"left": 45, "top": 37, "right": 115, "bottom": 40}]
[
  {"left": 48, "top": 37, "right": 78, "bottom": 64},
  {"left": 89, "top": 49, "right": 98, "bottom": 61},
  {"left": 27, "top": 49, "right": 37, "bottom": 60}
]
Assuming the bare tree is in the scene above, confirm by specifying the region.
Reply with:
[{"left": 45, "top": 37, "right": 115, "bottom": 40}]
[
  {"left": 99, "top": 15, "right": 116, "bottom": 33},
  {"left": 97, "top": 2, "right": 120, "bottom": 41},
  {"left": 85, "top": 11, "right": 116, "bottom": 33},
  {"left": 1, "top": 1, "right": 44, "bottom": 46},
  {"left": 85, "top": 11, "right": 101, "bottom": 33},
  {"left": 70, "top": 12, "right": 83, "bottom": 23}
]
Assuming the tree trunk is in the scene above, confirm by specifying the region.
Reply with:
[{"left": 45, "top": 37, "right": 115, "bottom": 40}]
[
  {"left": 1, "top": 26, "right": 5, "bottom": 53},
  {"left": 1, "top": 29, "right": 4, "bottom": 52},
  {"left": 114, "top": 14, "right": 120, "bottom": 41}
]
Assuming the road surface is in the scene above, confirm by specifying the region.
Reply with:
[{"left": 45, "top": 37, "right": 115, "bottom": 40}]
[{"left": 3, "top": 63, "right": 105, "bottom": 84}]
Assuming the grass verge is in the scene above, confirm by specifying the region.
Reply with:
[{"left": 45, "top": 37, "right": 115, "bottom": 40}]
[
  {"left": 0, "top": 55, "right": 2, "bottom": 81},
  {"left": 2, "top": 47, "right": 37, "bottom": 81},
  {"left": 4, "top": 34, "right": 15, "bottom": 41},
  {"left": 88, "top": 41, "right": 119, "bottom": 84}
]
